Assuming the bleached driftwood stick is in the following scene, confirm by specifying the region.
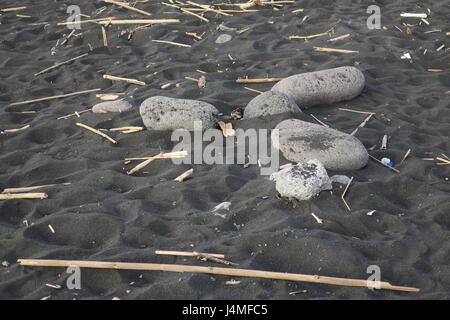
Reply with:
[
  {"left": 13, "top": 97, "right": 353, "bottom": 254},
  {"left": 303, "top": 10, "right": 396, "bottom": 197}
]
[
  {"left": 236, "top": 77, "right": 282, "bottom": 83},
  {"left": 0, "top": 193, "right": 48, "bottom": 200},
  {"left": 155, "top": 250, "right": 225, "bottom": 258},
  {"left": 17, "top": 259, "right": 420, "bottom": 292},
  {"left": 57, "top": 17, "right": 116, "bottom": 26},
  {"left": 152, "top": 40, "right": 191, "bottom": 47},
  {"left": 2, "top": 183, "right": 70, "bottom": 194},
  {"left": 76, "top": 122, "right": 117, "bottom": 144},
  {"left": 103, "top": 74, "right": 145, "bottom": 86},
  {"left": 2, "top": 125, "right": 30, "bottom": 133},
  {"left": 314, "top": 47, "right": 359, "bottom": 54},
  {"left": 174, "top": 168, "right": 193, "bottom": 182},
  {"left": 98, "top": 19, "right": 179, "bottom": 25},
  {"left": 9, "top": 88, "right": 101, "bottom": 106},
  {"left": 0, "top": 6, "right": 27, "bottom": 12},
  {"left": 186, "top": 1, "right": 231, "bottom": 16},
  {"left": 126, "top": 151, "right": 188, "bottom": 175},
  {"left": 350, "top": 113, "right": 373, "bottom": 136},
  {"left": 34, "top": 53, "right": 88, "bottom": 76},
  {"left": 341, "top": 176, "right": 353, "bottom": 211}
]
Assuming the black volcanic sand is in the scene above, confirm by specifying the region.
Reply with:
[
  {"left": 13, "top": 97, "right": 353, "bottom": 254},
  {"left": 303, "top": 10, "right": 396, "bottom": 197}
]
[{"left": 0, "top": 0, "right": 449, "bottom": 300}]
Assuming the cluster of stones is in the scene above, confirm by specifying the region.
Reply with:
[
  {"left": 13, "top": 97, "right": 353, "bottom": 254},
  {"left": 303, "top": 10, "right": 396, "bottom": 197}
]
[{"left": 119, "top": 66, "right": 368, "bottom": 200}]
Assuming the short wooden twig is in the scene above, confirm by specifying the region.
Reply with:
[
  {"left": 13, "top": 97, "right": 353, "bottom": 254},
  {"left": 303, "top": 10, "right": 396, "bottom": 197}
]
[
  {"left": 0, "top": 193, "right": 48, "bottom": 200},
  {"left": 103, "top": 74, "right": 145, "bottom": 86},
  {"left": 76, "top": 122, "right": 117, "bottom": 144},
  {"left": 174, "top": 168, "right": 193, "bottom": 182},
  {"left": 34, "top": 53, "right": 88, "bottom": 76}
]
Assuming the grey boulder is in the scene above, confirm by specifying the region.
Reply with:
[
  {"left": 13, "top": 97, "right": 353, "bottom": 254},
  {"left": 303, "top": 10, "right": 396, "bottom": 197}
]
[
  {"left": 273, "top": 119, "right": 368, "bottom": 171},
  {"left": 92, "top": 100, "right": 133, "bottom": 113},
  {"left": 271, "top": 66, "right": 365, "bottom": 107},
  {"left": 270, "top": 159, "right": 332, "bottom": 201},
  {"left": 140, "top": 96, "right": 219, "bottom": 131},
  {"left": 243, "top": 91, "right": 302, "bottom": 119}
]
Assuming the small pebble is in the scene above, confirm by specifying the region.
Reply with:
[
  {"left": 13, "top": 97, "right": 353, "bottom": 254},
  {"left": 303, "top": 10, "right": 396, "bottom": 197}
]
[{"left": 216, "top": 34, "right": 232, "bottom": 44}]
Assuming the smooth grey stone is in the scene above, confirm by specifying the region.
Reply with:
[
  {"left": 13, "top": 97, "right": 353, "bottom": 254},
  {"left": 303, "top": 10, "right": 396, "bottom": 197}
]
[
  {"left": 271, "top": 66, "right": 365, "bottom": 107},
  {"left": 243, "top": 91, "right": 302, "bottom": 119},
  {"left": 273, "top": 119, "right": 368, "bottom": 171},
  {"left": 215, "top": 34, "right": 232, "bottom": 44},
  {"left": 330, "top": 175, "right": 351, "bottom": 185},
  {"left": 139, "top": 96, "right": 219, "bottom": 131},
  {"left": 92, "top": 100, "right": 133, "bottom": 113},
  {"left": 270, "top": 159, "right": 332, "bottom": 201}
]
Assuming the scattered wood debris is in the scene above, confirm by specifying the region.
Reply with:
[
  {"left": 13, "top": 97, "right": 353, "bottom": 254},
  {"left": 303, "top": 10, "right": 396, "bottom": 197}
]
[
  {"left": 76, "top": 122, "right": 117, "bottom": 144},
  {"left": 174, "top": 168, "right": 193, "bottom": 182}
]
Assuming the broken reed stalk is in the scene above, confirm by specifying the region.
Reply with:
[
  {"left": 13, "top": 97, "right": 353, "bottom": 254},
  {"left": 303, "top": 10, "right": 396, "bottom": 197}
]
[
  {"left": 341, "top": 176, "right": 353, "bottom": 211},
  {"left": 126, "top": 151, "right": 188, "bottom": 175},
  {"left": 57, "top": 17, "right": 116, "bottom": 26},
  {"left": 155, "top": 250, "right": 225, "bottom": 259},
  {"left": 103, "top": 74, "right": 145, "bottom": 86},
  {"left": 289, "top": 27, "right": 334, "bottom": 40},
  {"left": 309, "top": 114, "right": 329, "bottom": 128},
  {"left": 110, "top": 126, "right": 144, "bottom": 134},
  {"left": 152, "top": 40, "right": 191, "bottom": 47},
  {"left": 236, "top": 77, "right": 282, "bottom": 83},
  {"left": 76, "top": 122, "right": 117, "bottom": 144},
  {"left": 17, "top": 259, "right": 420, "bottom": 292},
  {"left": 2, "top": 183, "right": 70, "bottom": 194},
  {"left": 34, "top": 53, "right": 88, "bottom": 76},
  {"left": 186, "top": 1, "right": 231, "bottom": 16},
  {"left": 103, "top": 0, "right": 151, "bottom": 16},
  {"left": 244, "top": 87, "right": 264, "bottom": 94},
  {"left": 338, "top": 108, "right": 375, "bottom": 115},
  {"left": 57, "top": 109, "right": 91, "bottom": 120},
  {"left": 351, "top": 113, "right": 373, "bottom": 136},
  {"left": 174, "top": 168, "right": 193, "bottom": 182},
  {"left": 101, "top": 26, "right": 108, "bottom": 47},
  {"left": 0, "top": 193, "right": 47, "bottom": 200},
  {"left": 8, "top": 88, "right": 101, "bottom": 106},
  {"left": 98, "top": 19, "right": 179, "bottom": 25},
  {"left": 0, "top": 6, "right": 27, "bottom": 12},
  {"left": 2, "top": 125, "right": 30, "bottom": 133},
  {"left": 369, "top": 155, "right": 400, "bottom": 173},
  {"left": 314, "top": 47, "right": 359, "bottom": 54},
  {"left": 328, "top": 33, "right": 351, "bottom": 42}
]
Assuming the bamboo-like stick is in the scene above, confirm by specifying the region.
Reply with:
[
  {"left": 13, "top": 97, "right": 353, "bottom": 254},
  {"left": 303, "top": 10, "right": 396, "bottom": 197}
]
[
  {"left": 110, "top": 126, "right": 144, "bottom": 133},
  {"left": 0, "top": 193, "right": 48, "bottom": 200},
  {"left": 98, "top": 19, "right": 179, "bottom": 25},
  {"left": 17, "top": 259, "right": 420, "bottom": 292},
  {"left": 101, "top": 26, "right": 108, "bottom": 47},
  {"left": 34, "top": 53, "right": 88, "bottom": 76},
  {"left": 244, "top": 87, "right": 264, "bottom": 94},
  {"left": 103, "top": 0, "right": 151, "bottom": 16},
  {"left": 8, "top": 88, "right": 101, "bottom": 107},
  {"left": 314, "top": 47, "right": 359, "bottom": 54},
  {"left": 2, "top": 124, "right": 30, "bottom": 133},
  {"left": 0, "top": 6, "right": 27, "bottom": 12},
  {"left": 328, "top": 33, "right": 351, "bottom": 42},
  {"left": 236, "top": 77, "right": 282, "bottom": 83},
  {"left": 368, "top": 155, "right": 400, "bottom": 173},
  {"left": 155, "top": 250, "right": 225, "bottom": 258},
  {"left": 174, "top": 168, "right": 193, "bottom": 182},
  {"left": 2, "top": 183, "right": 70, "bottom": 194},
  {"left": 341, "top": 176, "right": 353, "bottom": 211},
  {"left": 152, "top": 40, "right": 191, "bottom": 48},
  {"left": 103, "top": 74, "right": 146, "bottom": 86},
  {"left": 76, "top": 122, "right": 117, "bottom": 144}
]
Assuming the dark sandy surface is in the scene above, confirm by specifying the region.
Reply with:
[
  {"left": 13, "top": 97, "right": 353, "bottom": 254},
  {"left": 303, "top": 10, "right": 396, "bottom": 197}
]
[{"left": 0, "top": 0, "right": 449, "bottom": 299}]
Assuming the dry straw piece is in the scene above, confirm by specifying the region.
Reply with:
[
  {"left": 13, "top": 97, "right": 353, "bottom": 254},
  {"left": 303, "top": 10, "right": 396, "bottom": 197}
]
[
  {"left": 34, "top": 53, "right": 88, "bottom": 76},
  {"left": 126, "top": 151, "right": 188, "bottom": 175},
  {"left": 76, "top": 122, "right": 117, "bottom": 144},
  {"left": 17, "top": 259, "right": 420, "bottom": 292},
  {"left": 98, "top": 19, "right": 179, "bottom": 25},
  {"left": 103, "top": 74, "right": 145, "bottom": 86},
  {"left": 174, "top": 168, "right": 194, "bottom": 182},
  {"left": 103, "top": 0, "right": 151, "bottom": 16},
  {"left": 9, "top": 88, "right": 101, "bottom": 106},
  {"left": 152, "top": 40, "right": 192, "bottom": 47},
  {"left": 314, "top": 47, "right": 359, "bottom": 54},
  {"left": 0, "top": 193, "right": 48, "bottom": 200},
  {"left": 2, "top": 183, "right": 70, "bottom": 194}
]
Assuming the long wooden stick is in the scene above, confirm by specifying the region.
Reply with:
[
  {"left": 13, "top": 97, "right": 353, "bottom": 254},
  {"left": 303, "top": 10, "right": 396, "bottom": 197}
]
[
  {"left": 2, "top": 183, "right": 70, "bottom": 194},
  {"left": 236, "top": 77, "right": 282, "bottom": 83},
  {"left": 155, "top": 250, "right": 225, "bottom": 258},
  {"left": 186, "top": 1, "right": 231, "bottom": 16},
  {"left": 8, "top": 88, "right": 101, "bottom": 106},
  {"left": 314, "top": 47, "right": 359, "bottom": 54},
  {"left": 152, "top": 40, "right": 192, "bottom": 48},
  {"left": 34, "top": 53, "right": 88, "bottom": 76},
  {"left": 0, "top": 193, "right": 48, "bottom": 200},
  {"left": 57, "top": 17, "right": 116, "bottom": 26},
  {"left": 103, "top": 74, "right": 145, "bottom": 86},
  {"left": 76, "top": 122, "right": 117, "bottom": 144},
  {"left": 17, "top": 259, "right": 420, "bottom": 292},
  {"left": 98, "top": 19, "right": 179, "bottom": 25},
  {"left": 103, "top": 0, "right": 151, "bottom": 16}
]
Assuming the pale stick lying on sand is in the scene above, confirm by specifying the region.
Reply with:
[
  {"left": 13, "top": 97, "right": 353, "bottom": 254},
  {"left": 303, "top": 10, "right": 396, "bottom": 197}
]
[
  {"left": 174, "top": 168, "right": 194, "bottom": 182},
  {"left": 341, "top": 176, "right": 353, "bottom": 211},
  {"left": 400, "top": 149, "right": 411, "bottom": 165},
  {"left": 289, "top": 27, "right": 334, "bottom": 40},
  {"left": 155, "top": 250, "right": 225, "bottom": 258},
  {"left": 17, "top": 259, "right": 420, "bottom": 292},
  {"left": 8, "top": 88, "right": 101, "bottom": 107},
  {"left": 369, "top": 155, "right": 401, "bottom": 173},
  {"left": 126, "top": 151, "right": 188, "bottom": 175},
  {"left": 309, "top": 114, "right": 329, "bottom": 128},
  {"left": 152, "top": 39, "right": 192, "bottom": 48},
  {"left": 2, "top": 183, "right": 70, "bottom": 194},
  {"left": 103, "top": 74, "right": 145, "bottom": 86},
  {"left": 187, "top": 1, "right": 231, "bottom": 16},
  {"left": 110, "top": 126, "right": 144, "bottom": 134},
  {"left": 236, "top": 77, "right": 282, "bottom": 83},
  {"left": 400, "top": 13, "right": 427, "bottom": 18},
  {"left": 350, "top": 113, "right": 373, "bottom": 136},
  {"left": 314, "top": 47, "right": 359, "bottom": 54},
  {"left": 101, "top": 26, "right": 108, "bottom": 47},
  {"left": 76, "top": 122, "right": 117, "bottom": 144},
  {"left": 57, "top": 109, "right": 91, "bottom": 120},
  {"left": 98, "top": 19, "right": 180, "bottom": 25},
  {"left": 57, "top": 17, "right": 116, "bottom": 26},
  {"left": 0, "top": 6, "right": 27, "bottom": 12},
  {"left": 1, "top": 124, "right": 30, "bottom": 133},
  {"left": 328, "top": 33, "right": 351, "bottom": 42},
  {"left": 338, "top": 108, "right": 375, "bottom": 115},
  {"left": 0, "top": 193, "right": 47, "bottom": 200},
  {"left": 103, "top": 0, "right": 151, "bottom": 16},
  {"left": 244, "top": 87, "right": 264, "bottom": 94},
  {"left": 34, "top": 53, "right": 88, "bottom": 76}
]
